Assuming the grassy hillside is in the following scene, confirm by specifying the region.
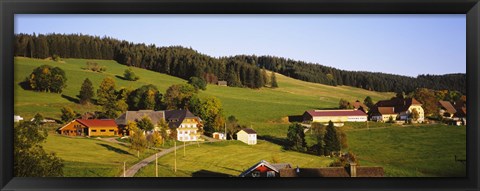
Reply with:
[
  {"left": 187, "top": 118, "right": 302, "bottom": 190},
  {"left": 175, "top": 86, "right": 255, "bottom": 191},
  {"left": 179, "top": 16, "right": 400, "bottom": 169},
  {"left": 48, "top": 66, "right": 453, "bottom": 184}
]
[
  {"left": 15, "top": 57, "right": 393, "bottom": 138},
  {"left": 43, "top": 133, "right": 157, "bottom": 177},
  {"left": 345, "top": 124, "right": 466, "bottom": 177},
  {"left": 135, "top": 140, "right": 333, "bottom": 177}
]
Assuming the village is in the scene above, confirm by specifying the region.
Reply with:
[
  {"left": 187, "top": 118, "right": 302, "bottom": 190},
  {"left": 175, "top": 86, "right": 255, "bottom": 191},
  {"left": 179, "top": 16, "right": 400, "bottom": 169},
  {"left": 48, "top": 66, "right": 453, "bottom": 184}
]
[{"left": 14, "top": 93, "right": 467, "bottom": 177}]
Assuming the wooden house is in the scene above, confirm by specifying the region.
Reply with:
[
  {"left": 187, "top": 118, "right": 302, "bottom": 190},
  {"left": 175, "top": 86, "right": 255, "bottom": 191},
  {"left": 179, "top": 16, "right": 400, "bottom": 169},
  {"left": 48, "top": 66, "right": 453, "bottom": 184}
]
[
  {"left": 217, "top": 81, "right": 228, "bottom": 86},
  {"left": 239, "top": 160, "right": 291, "bottom": 177},
  {"left": 58, "top": 119, "right": 120, "bottom": 137}
]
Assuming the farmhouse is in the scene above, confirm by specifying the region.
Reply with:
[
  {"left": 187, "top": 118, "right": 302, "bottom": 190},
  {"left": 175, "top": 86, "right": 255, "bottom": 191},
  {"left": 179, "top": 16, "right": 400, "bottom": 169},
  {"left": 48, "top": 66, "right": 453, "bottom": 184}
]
[
  {"left": 371, "top": 98, "right": 424, "bottom": 123},
  {"left": 438, "top": 101, "right": 457, "bottom": 118},
  {"left": 239, "top": 160, "right": 384, "bottom": 177},
  {"left": 370, "top": 107, "right": 398, "bottom": 122},
  {"left": 302, "top": 109, "right": 368, "bottom": 123},
  {"left": 116, "top": 109, "right": 203, "bottom": 141},
  {"left": 237, "top": 128, "right": 257, "bottom": 145},
  {"left": 58, "top": 119, "right": 120, "bottom": 137},
  {"left": 239, "top": 160, "right": 292, "bottom": 177},
  {"left": 165, "top": 110, "right": 202, "bottom": 142}
]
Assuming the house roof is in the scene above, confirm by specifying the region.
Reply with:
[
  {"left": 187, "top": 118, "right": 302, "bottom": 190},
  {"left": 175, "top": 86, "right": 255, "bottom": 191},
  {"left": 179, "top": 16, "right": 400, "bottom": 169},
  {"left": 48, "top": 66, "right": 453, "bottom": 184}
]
[
  {"left": 165, "top": 109, "right": 201, "bottom": 129},
  {"left": 438, "top": 101, "right": 457, "bottom": 114},
  {"left": 377, "top": 107, "right": 396, "bottom": 115},
  {"left": 239, "top": 128, "right": 257, "bottom": 134},
  {"left": 349, "top": 100, "right": 368, "bottom": 110},
  {"left": 279, "top": 166, "right": 384, "bottom": 177},
  {"left": 239, "top": 160, "right": 291, "bottom": 177},
  {"left": 306, "top": 109, "right": 367, "bottom": 117},
  {"left": 76, "top": 119, "right": 117, "bottom": 128},
  {"left": 374, "top": 98, "right": 422, "bottom": 113},
  {"left": 115, "top": 110, "right": 165, "bottom": 126}
]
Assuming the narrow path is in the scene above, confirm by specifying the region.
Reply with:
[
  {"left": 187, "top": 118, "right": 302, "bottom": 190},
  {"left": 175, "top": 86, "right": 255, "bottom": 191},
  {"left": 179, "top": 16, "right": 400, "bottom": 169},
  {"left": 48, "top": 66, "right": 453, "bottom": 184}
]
[{"left": 121, "top": 135, "right": 219, "bottom": 177}]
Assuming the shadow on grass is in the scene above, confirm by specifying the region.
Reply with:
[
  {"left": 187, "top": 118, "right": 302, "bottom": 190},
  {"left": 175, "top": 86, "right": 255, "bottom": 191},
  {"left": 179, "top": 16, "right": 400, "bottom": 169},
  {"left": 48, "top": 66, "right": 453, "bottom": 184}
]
[
  {"left": 18, "top": 81, "right": 31, "bottom": 90},
  {"left": 61, "top": 94, "right": 80, "bottom": 104},
  {"left": 258, "top": 135, "right": 289, "bottom": 149},
  {"left": 191, "top": 170, "right": 231, "bottom": 177},
  {"left": 115, "top": 75, "right": 128, "bottom": 81},
  {"left": 97, "top": 143, "right": 133, "bottom": 155},
  {"left": 288, "top": 115, "right": 303, "bottom": 123}
]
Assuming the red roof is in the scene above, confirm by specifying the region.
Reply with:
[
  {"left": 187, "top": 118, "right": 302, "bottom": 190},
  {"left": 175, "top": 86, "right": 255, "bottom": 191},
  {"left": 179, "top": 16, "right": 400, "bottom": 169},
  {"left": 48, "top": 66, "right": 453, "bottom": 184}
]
[
  {"left": 306, "top": 110, "right": 367, "bottom": 117},
  {"left": 76, "top": 119, "right": 117, "bottom": 127}
]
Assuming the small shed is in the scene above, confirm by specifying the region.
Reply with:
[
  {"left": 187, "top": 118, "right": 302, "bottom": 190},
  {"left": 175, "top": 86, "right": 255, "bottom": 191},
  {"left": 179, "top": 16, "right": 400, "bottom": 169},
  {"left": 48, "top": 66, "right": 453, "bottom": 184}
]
[
  {"left": 213, "top": 132, "right": 226, "bottom": 140},
  {"left": 217, "top": 81, "right": 228, "bottom": 86}
]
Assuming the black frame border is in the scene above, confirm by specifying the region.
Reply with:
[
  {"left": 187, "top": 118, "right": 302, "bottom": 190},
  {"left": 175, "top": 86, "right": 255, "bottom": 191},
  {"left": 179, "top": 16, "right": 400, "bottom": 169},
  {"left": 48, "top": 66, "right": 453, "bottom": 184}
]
[{"left": 1, "top": 0, "right": 479, "bottom": 191}]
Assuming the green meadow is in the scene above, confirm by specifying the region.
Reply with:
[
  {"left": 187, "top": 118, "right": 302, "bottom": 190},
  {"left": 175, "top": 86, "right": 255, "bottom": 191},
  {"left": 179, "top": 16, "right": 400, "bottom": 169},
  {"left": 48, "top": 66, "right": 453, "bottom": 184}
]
[
  {"left": 135, "top": 140, "right": 333, "bottom": 177},
  {"left": 42, "top": 133, "right": 157, "bottom": 177},
  {"left": 345, "top": 124, "right": 466, "bottom": 177}
]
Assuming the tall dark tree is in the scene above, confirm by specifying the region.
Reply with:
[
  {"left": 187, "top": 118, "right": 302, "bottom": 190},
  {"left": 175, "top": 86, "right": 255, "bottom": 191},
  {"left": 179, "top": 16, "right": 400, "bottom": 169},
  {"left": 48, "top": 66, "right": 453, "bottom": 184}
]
[
  {"left": 287, "top": 123, "right": 307, "bottom": 152},
  {"left": 324, "top": 121, "right": 341, "bottom": 155},
  {"left": 79, "top": 78, "right": 94, "bottom": 105},
  {"left": 188, "top": 76, "right": 207, "bottom": 91},
  {"left": 364, "top": 96, "right": 374, "bottom": 109}
]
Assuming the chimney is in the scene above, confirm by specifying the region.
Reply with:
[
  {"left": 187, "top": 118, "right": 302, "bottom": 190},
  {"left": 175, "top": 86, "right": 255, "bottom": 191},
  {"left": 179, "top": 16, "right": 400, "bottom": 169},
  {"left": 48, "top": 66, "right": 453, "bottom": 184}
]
[{"left": 349, "top": 163, "right": 357, "bottom": 177}]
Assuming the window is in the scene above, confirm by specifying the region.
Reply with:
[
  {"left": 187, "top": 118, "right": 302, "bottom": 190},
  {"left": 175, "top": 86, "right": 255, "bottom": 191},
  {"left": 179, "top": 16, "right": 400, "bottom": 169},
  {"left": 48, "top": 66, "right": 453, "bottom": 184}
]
[
  {"left": 100, "top": 130, "right": 106, "bottom": 132},
  {"left": 91, "top": 130, "right": 97, "bottom": 132},
  {"left": 267, "top": 171, "right": 276, "bottom": 177},
  {"left": 109, "top": 129, "right": 114, "bottom": 132}
]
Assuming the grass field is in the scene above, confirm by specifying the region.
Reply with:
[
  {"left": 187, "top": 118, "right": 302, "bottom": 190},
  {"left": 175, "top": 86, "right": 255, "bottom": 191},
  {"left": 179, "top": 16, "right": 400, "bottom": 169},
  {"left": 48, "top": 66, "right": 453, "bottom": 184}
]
[
  {"left": 345, "top": 124, "right": 466, "bottom": 177},
  {"left": 135, "top": 140, "right": 334, "bottom": 177},
  {"left": 135, "top": 124, "right": 466, "bottom": 177},
  {"left": 15, "top": 57, "right": 393, "bottom": 139},
  {"left": 42, "top": 132, "right": 157, "bottom": 177}
]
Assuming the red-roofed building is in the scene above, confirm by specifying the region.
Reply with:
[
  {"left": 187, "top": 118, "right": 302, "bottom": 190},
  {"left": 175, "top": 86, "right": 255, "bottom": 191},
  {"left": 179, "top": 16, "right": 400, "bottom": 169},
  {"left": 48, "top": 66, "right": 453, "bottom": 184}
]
[
  {"left": 303, "top": 109, "right": 367, "bottom": 123},
  {"left": 58, "top": 119, "right": 120, "bottom": 137}
]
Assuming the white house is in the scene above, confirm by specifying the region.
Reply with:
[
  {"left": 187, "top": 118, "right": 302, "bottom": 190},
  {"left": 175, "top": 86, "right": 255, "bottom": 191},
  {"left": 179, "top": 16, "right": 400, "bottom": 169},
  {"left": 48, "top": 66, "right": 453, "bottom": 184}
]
[
  {"left": 14, "top": 115, "right": 23, "bottom": 123},
  {"left": 237, "top": 128, "right": 257, "bottom": 145}
]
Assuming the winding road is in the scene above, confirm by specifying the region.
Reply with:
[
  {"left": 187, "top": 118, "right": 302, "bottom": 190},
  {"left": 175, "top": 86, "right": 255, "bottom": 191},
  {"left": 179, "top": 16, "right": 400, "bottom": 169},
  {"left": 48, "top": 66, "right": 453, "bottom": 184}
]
[{"left": 120, "top": 135, "right": 219, "bottom": 177}]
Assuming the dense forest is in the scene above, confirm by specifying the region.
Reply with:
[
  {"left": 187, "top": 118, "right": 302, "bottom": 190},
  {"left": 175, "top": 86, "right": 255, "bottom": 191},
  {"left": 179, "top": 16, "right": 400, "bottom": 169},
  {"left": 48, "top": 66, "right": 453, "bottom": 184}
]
[{"left": 14, "top": 33, "right": 466, "bottom": 94}]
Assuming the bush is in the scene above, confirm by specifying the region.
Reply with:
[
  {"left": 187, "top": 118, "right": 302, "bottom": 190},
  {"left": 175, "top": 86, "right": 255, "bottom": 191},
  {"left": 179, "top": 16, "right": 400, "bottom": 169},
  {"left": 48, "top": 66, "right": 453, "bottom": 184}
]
[
  {"left": 25, "top": 65, "right": 67, "bottom": 93},
  {"left": 188, "top": 77, "right": 207, "bottom": 91},
  {"left": 83, "top": 62, "right": 106, "bottom": 73},
  {"left": 124, "top": 68, "right": 139, "bottom": 81}
]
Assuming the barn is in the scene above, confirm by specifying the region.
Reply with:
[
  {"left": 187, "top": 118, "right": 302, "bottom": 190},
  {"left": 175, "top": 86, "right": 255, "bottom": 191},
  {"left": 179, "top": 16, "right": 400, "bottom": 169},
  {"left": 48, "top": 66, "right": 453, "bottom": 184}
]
[{"left": 58, "top": 119, "right": 120, "bottom": 137}]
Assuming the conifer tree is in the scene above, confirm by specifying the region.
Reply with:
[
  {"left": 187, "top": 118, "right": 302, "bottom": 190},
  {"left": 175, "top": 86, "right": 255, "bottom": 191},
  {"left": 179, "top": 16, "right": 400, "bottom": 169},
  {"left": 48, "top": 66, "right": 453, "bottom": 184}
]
[
  {"left": 271, "top": 72, "right": 278, "bottom": 88},
  {"left": 79, "top": 78, "right": 94, "bottom": 105},
  {"left": 324, "top": 121, "right": 341, "bottom": 155}
]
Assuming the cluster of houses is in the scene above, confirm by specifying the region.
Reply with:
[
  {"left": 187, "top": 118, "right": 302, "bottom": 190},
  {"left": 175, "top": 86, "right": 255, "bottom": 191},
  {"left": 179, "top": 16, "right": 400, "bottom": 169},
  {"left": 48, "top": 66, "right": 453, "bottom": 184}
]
[
  {"left": 239, "top": 160, "right": 384, "bottom": 177},
  {"left": 302, "top": 98, "right": 466, "bottom": 126},
  {"left": 55, "top": 109, "right": 260, "bottom": 145},
  {"left": 57, "top": 109, "right": 203, "bottom": 141}
]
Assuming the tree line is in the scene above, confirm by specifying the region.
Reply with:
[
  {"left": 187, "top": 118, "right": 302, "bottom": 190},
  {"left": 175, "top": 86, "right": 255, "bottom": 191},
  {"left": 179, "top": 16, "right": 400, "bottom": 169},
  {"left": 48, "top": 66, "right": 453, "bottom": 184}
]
[{"left": 15, "top": 33, "right": 464, "bottom": 93}]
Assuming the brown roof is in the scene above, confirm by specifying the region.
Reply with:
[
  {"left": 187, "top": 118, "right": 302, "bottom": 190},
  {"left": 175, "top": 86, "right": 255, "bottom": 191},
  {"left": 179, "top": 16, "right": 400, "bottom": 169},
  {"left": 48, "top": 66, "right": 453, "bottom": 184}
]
[
  {"left": 279, "top": 167, "right": 384, "bottom": 177},
  {"left": 377, "top": 107, "right": 396, "bottom": 115},
  {"left": 350, "top": 100, "right": 368, "bottom": 110},
  {"left": 306, "top": 110, "right": 367, "bottom": 117},
  {"left": 438, "top": 101, "right": 457, "bottom": 114},
  {"left": 374, "top": 98, "right": 422, "bottom": 113},
  {"left": 76, "top": 119, "right": 117, "bottom": 128},
  {"left": 116, "top": 110, "right": 165, "bottom": 126},
  {"left": 165, "top": 109, "right": 201, "bottom": 129},
  {"left": 240, "top": 128, "right": 257, "bottom": 134}
]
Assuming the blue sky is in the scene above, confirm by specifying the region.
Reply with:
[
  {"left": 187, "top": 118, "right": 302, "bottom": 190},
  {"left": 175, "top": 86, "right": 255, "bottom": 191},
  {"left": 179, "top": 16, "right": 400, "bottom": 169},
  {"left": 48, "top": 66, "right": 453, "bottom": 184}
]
[{"left": 15, "top": 14, "right": 466, "bottom": 77}]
